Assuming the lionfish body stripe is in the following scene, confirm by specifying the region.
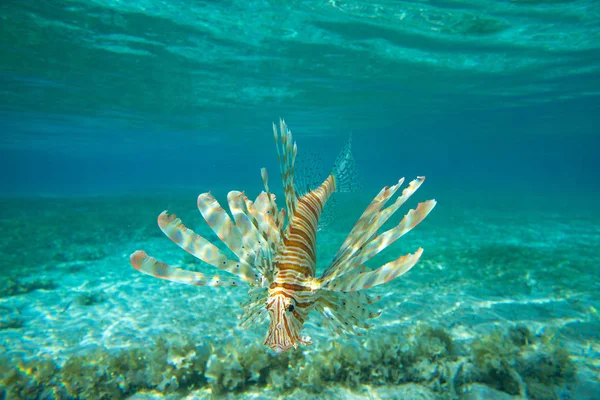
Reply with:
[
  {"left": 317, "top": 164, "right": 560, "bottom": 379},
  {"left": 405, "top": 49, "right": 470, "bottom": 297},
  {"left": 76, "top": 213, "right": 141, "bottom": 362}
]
[{"left": 130, "top": 119, "right": 436, "bottom": 353}]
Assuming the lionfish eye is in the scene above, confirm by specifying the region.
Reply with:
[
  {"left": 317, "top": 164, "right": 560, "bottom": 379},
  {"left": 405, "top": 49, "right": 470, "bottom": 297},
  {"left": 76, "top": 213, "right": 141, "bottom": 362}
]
[{"left": 286, "top": 304, "right": 295, "bottom": 312}]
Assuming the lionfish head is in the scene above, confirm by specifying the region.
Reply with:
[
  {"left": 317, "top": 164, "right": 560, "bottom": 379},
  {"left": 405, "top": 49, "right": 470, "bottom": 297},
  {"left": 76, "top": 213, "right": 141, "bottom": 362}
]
[{"left": 264, "top": 293, "right": 308, "bottom": 354}]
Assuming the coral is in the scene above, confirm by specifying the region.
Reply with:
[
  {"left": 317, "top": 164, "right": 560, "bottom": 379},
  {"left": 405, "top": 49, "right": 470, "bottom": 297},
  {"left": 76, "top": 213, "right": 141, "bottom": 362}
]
[
  {"left": 0, "top": 325, "right": 577, "bottom": 399},
  {"left": 508, "top": 324, "right": 534, "bottom": 347},
  {"left": 154, "top": 337, "right": 209, "bottom": 392},
  {"left": 401, "top": 325, "right": 458, "bottom": 394},
  {"left": 295, "top": 324, "right": 457, "bottom": 394},
  {"left": 472, "top": 329, "right": 520, "bottom": 370},
  {"left": 413, "top": 326, "right": 456, "bottom": 360},
  {"left": 0, "top": 355, "right": 58, "bottom": 399},
  {"left": 460, "top": 325, "right": 576, "bottom": 398},
  {"left": 204, "top": 338, "right": 303, "bottom": 394},
  {"left": 297, "top": 339, "right": 370, "bottom": 390},
  {"left": 521, "top": 347, "right": 576, "bottom": 400},
  {"left": 524, "top": 347, "right": 576, "bottom": 387},
  {"left": 59, "top": 338, "right": 211, "bottom": 398},
  {"left": 61, "top": 349, "right": 125, "bottom": 398},
  {"left": 469, "top": 331, "right": 524, "bottom": 395}
]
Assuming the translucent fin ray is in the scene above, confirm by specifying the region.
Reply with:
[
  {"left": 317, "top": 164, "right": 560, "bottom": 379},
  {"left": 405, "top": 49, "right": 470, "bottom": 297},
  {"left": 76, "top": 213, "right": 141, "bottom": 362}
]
[
  {"left": 331, "top": 134, "right": 360, "bottom": 192},
  {"left": 238, "top": 285, "right": 269, "bottom": 329},
  {"left": 324, "top": 248, "right": 423, "bottom": 292},
  {"left": 316, "top": 291, "right": 382, "bottom": 336},
  {"left": 294, "top": 149, "right": 325, "bottom": 197}
]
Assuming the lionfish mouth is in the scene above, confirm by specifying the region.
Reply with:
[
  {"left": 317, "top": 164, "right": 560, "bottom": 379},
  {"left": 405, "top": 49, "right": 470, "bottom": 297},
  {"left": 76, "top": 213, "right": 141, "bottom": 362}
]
[
  {"left": 268, "top": 342, "right": 294, "bottom": 354},
  {"left": 264, "top": 326, "right": 297, "bottom": 354}
]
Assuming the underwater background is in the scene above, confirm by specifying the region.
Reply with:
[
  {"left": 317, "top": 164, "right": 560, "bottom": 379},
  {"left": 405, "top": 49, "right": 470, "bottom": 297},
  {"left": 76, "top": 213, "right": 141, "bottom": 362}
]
[{"left": 1, "top": 1, "right": 599, "bottom": 399}]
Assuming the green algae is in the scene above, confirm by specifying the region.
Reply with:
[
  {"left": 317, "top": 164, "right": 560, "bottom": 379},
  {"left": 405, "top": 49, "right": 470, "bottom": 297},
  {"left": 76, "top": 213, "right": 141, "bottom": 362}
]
[
  {"left": 0, "top": 317, "right": 24, "bottom": 330},
  {"left": 460, "top": 325, "right": 576, "bottom": 398},
  {"left": 0, "top": 325, "right": 577, "bottom": 399},
  {"left": 0, "top": 278, "right": 57, "bottom": 298},
  {"left": 0, "top": 356, "right": 58, "bottom": 399}
]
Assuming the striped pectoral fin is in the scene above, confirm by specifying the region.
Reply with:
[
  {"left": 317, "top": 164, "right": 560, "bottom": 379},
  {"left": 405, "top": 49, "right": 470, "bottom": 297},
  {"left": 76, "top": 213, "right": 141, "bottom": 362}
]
[
  {"left": 260, "top": 170, "right": 287, "bottom": 241},
  {"left": 353, "top": 200, "right": 437, "bottom": 265},
  {"left": 321, "top": 179, "right": 405, "bottom": 280},
  {"left": 130, "top": 251, "right": 242, "bottom": 287},
  {"left": 227, "top": 191, "right": 263, "bottom": 256},
  {"left": 229, "top": 192, "right": 281, "bottom": 281},
  {"left": 320, "top": 197, "right": 435, "bottom": 287},
  {"left": 323, "top": 177, "right": 428, "bottom": 282},
  {"left": 197, "top": 192, "right": 244, "bottom": 257},
  {"left": 252, "top": 191, "right": 281, "bottom": 247},
  {"left": 324, "top": 248, "right": 424, "bottom": 292},
  {"left": 343, "top": 179, "right": 405, "bottom": 239},
  {"left": 374, "top": 177, "right": 426, "bottom": 234},
  {"left": 157, "top": 211, "right": 258, "bottom": 284}
]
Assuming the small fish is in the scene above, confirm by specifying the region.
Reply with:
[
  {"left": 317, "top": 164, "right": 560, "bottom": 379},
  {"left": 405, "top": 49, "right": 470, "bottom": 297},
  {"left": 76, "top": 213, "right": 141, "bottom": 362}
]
[{"left": 130, "top": 120, "right": 436, "bottom": 354}]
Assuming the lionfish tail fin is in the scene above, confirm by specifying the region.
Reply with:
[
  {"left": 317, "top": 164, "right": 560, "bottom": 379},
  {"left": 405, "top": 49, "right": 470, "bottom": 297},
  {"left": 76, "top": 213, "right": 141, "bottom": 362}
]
[
  {"left": 331, "top": 134, "right": 360, "bottom": 193},
  {"left": 130, "top": 250, "right": 242, "bottom": 287},
  {"left": 316, "top": 290, "right": 382, "bottom": 336}
]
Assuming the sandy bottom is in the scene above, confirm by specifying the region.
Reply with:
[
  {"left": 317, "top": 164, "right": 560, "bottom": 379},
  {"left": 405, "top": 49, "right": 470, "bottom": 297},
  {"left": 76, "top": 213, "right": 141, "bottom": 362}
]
[{"left": 0, "top": 191, "right": 598, "bottom": 398}]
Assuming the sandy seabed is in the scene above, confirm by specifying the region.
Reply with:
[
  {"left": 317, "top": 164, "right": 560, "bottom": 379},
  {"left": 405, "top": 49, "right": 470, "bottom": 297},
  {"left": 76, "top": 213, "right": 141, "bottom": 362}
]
[{"left": 0, "top": 192, "right": 598, "bottom": 399}]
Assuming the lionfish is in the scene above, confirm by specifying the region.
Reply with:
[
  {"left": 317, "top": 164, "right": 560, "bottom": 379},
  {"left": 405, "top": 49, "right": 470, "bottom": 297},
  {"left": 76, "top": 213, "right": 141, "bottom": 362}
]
[{"left": 130, "top": 120, "right": 436, "bottom": 354}]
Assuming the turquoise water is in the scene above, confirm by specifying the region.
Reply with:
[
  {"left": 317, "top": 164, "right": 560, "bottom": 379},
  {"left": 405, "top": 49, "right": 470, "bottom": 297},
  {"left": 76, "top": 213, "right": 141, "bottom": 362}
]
[{"left": 1, "top": 1, "right": 599, "bottom": 399}]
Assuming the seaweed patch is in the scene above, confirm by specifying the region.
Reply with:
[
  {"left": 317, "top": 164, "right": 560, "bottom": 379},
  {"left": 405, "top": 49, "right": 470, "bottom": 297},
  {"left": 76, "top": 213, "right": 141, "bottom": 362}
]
[{"left": 0, "top": 325, "right": 576, "bottom": 399}]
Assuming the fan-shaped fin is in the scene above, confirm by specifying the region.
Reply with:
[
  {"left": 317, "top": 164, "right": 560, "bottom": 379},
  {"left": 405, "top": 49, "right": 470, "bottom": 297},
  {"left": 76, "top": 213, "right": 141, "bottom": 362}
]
[
  {"left": 157, "top": 211, "right": 258, "bottom": 284},
  {"left": 315, "top": 290, "right": 382, "bottom": 336}
]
